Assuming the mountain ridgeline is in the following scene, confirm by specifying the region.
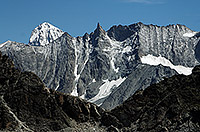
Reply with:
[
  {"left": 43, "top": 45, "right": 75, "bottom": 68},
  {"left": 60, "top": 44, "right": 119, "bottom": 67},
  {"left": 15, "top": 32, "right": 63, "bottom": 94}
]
[{"left": 0, "top": 22, "right": 200, "bottom": 110}]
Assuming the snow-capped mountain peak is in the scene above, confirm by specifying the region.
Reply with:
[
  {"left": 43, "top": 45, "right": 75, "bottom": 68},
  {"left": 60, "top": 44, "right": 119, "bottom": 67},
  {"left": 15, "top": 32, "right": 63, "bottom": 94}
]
[{"left": 29, "top": 22, "right": 64, "bottom": 46}]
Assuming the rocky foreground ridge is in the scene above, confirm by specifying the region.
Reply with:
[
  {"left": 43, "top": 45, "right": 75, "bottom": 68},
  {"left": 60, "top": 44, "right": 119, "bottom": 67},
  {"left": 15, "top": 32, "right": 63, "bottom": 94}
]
[
  {"left": 111, "top": 66, "right": 200, "bottom": 131},
  {"left": 0, "top": 52, "right": 109, "bottom": 131},
  {"left": 1, "top": 52, "right": 200, "bottom": 132},
  {"left": 1, "top": 22, "right": 199, "bottom": 110}
]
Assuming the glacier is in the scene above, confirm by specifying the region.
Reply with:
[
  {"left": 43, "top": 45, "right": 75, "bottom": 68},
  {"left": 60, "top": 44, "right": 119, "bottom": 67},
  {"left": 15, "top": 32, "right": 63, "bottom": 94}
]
[
  {"left": 88, "top": 77, "right": 126, "bottom": 105},
  {"left": 183, "top": 32, "right": 197, "bottom": 38},
  {"left": 141, "top": 54, "right": 193, "bottom": 75}
]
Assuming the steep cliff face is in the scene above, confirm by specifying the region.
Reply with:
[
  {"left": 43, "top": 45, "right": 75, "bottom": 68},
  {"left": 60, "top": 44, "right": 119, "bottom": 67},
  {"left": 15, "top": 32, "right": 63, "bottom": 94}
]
[
  {"left": 0, "top": 22, "right": 199, "bottom": 110},
  {"left": 137, "top": 23, "right": 199, "bottom": 67},
  {"left": 110, "top": 65, "right": 200, "bottom": 132}
]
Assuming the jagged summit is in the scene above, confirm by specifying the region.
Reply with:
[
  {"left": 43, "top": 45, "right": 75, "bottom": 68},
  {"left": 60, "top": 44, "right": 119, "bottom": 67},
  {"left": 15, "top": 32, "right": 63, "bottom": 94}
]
[
  {"left": 29, "top": 22, "right": 64, "bottom": 46},
  {"left": 97, "top": 22, "right": 103, "bottom": 30},
  {"left": 93, "top": 22, "right": 106, "bottom": 36}
]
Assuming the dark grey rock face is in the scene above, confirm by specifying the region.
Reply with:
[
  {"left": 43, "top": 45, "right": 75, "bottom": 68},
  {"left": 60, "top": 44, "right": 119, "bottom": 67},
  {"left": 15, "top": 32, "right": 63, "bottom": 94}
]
[
  {"left": 195, "top": 40, "right": 200, "bottom": 62},
  {"left": 0, "top": 22, "right": 200, "bottom": 110},
  {"left": 107, "top": 24, "right": 136, "bottom": 41}
]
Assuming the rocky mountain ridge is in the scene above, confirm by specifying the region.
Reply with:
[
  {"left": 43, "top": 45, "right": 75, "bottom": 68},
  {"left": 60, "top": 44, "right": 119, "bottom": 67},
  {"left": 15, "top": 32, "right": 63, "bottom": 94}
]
[{"left": 0, "top": 22, "right": 200, "bottom": 110}]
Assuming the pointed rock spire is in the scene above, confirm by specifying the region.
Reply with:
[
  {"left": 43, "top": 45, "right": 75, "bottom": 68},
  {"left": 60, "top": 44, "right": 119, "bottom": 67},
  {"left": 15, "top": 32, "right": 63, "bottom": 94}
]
[
  {"left": 97, "top": 22, "right": 102, "bottom": 30},
  {"left": 94, "top": 22, "right": 106, "bottom": 36}
]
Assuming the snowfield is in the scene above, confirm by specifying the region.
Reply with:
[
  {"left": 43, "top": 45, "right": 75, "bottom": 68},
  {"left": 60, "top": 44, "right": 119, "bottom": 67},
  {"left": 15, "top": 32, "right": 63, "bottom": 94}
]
[{"left": 141, "top": 54, "right": 193, "bottom": 75}]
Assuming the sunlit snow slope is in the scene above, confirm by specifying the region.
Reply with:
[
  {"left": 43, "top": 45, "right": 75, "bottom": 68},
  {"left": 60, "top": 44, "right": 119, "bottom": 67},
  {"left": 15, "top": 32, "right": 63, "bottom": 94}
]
[
  {"left": 141, "top": 54, "right": 193, "bottom": 75},
  {"left": 29, "top": 22, "right": 64, "bottom": 46}
]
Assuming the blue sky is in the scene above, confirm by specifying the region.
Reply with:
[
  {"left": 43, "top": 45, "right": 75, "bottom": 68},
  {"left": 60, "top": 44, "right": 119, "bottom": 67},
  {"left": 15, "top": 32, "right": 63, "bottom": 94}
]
[{"left": 1, "top": 0, "right": 200, "bottom": 44}]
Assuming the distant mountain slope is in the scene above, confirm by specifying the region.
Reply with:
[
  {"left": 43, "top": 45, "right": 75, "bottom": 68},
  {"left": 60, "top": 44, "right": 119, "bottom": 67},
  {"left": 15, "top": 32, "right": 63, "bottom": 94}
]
[{"left": 0, "top": 22, "right": 200, "bottom": 110}]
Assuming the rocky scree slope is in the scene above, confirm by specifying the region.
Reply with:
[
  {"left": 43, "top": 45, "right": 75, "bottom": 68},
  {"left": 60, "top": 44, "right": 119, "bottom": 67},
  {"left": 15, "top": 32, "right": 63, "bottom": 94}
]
[
  {"left": 0, "top": 22, "right": 200, "bottom": 110},
  {"left": 0, "top": 52, "right": 115, "bottom": 131}
]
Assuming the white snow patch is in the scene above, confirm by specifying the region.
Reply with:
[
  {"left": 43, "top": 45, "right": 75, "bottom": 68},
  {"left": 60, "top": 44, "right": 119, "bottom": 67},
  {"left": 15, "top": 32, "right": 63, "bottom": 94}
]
[
  {"left": 71, "top": 87, "right": 79, "bottom": 96},
  {"left": 141, "top": 54, "right": 193, "bottom": 75},
  {"left": 183, "top": 32, "right": 197, "bottom": 38},
  {"left": 104, "top": 35, "right": 123, "bottom": 73},
  {"left": 44, "top": 87, "right": 50, "bottom": 93},
  {"left": 80, "top": 90, "right": 86, "bottom": 99},
  {"left": 110, "top": 57, "right": 119, "bottom": 73},
  {"left": 71, "top": 39, "right": 79, "bottom": 96},
  {"left": 128, "top": 56, "right": 132, "bottom": 61},
  {"left": 31, "top": 46, "right": 37, "bottom": 54},
  {"left": 98, "top": 103, "right": 102, "bottom": 106},
  {"left": 88, "top": 77, "right": 126, "bottom": 103},
  {"left": 0, "top": 43, "right": 6, "bottom": 48},
  {"left": 92, "top": 79, "right": 96, "bottom": 83},
  {"left": 122, "top": 46, "right": 132, "bottom": 53},
  {"left": 55, "top": 83, "right": 59, "bottom": 91},
  {"left": 71, "top": 38, "right": 90, "bottom": 96}
]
